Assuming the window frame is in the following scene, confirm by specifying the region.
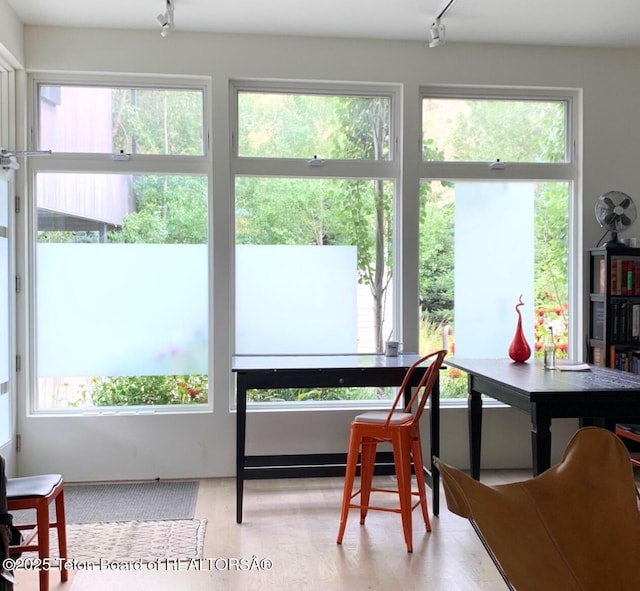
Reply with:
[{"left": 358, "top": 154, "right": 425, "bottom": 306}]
[
  {"left": 231, "top": 80, "right": 400, "bottom": 180},
  {"left": 230, "top": 80, "right": 403, "bottom": 408},
  {"left": 32, "top": 74, "right": 210, "bottom": 160},
  {"left": 26, "top": 73, "right": 212, "bottom": 416},
  {"left": 420, "top": 86, "right": 577, "bottom": 180}
]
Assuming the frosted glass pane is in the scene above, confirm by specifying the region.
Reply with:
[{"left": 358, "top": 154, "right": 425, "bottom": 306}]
[
  {"left": 454, "top": 182, "right": 535, "bottom": 358},
  {"left": 235, "top": 245, "right": 357, "bottom": 354},
  {"left": 37, "top": 244, "right": 208, "bottom": 376}
]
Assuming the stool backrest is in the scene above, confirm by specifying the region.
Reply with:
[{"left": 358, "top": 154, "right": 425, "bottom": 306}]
[{"left": 383, "top": 349, "right": 447, "bottom": 429}]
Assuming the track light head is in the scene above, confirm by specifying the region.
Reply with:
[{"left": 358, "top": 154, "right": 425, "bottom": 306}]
[
  {"left": 428, "top": 20, "right": 446, "bottom": 48},
  {"left": 157, "top": 0, "right": 175, "bottom": 37}
]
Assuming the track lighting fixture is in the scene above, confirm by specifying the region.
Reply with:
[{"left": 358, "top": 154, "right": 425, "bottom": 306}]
[
  {"left": 428, "top": 0, "right": 457, "bottom": 49},
  {"left": 156, "top": 0, "right": 175, "bottom": 37},
  {"left": 428, "top": 20, "right": 446, "bottom": 48}
]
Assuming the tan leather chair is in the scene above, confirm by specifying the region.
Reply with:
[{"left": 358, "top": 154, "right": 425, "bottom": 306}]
[{"left": 434, "top": 427, "right": 640, "bottom": 591}]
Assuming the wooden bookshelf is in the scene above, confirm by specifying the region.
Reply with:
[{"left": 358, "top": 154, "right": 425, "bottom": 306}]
[{"left": 589, "top": 246, "right": 640, "bottom": 371}]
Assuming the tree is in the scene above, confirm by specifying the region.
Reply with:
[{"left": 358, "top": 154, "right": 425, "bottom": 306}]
[{"left": 333, "top": 97, "right": 392, "bottom": 351}]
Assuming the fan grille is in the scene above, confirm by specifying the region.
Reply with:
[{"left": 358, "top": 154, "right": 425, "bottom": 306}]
[{"left": 595, "top": 191, "right": 637, "bottom": 232}]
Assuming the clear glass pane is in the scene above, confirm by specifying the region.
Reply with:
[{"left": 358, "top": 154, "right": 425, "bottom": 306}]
[
  {"left": 235, "top": 175, "right": 394, "bottom": 359},
  {"left": 237, "top": 92, "right": 391, "bottom": 160},
  {"left": 39, "top": 85, "right": 204, "bottom": 155},
  {"left": 422, "top": 98, "right": 566, "bottom": 163},
  {"left": 419, "top": 180, "right": 569, "bottom": 399},
  {"left": 35, "top": 173, "right": 209, "bottom": 409}
]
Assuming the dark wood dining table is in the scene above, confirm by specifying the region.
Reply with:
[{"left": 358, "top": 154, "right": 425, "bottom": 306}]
[{"left": 445, "top": 357, "right": 640, "bottom": 478}]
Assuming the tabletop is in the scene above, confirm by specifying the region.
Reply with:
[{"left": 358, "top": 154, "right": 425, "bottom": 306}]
[
  {"left": 445, "top": 358, "right": 640, "bottom": 396},
  {"left": 231, "top": 353, "right": 423, "bottom": 372}
]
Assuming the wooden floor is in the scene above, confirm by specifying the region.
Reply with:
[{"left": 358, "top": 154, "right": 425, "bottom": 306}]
[{"left": 14, "top": 471, "right": 532, "bottom": 591}]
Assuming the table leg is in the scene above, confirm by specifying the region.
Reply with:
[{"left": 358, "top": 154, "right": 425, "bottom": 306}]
[
  {"left": 531, "top": 406, "right": 552, "bottom": 476},
  {"left": 468, "top": 380, "right": 482, "bottom": 480},
  {"left": 236, "top": 376, "right": 247, "bottom": 524},
  {"left": 430, "top": 373, "right": 440, "bottom": 516}
]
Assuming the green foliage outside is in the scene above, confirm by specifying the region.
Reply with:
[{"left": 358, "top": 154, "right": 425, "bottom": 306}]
[
  {"left": 77, "top": 375, "right": 208, "bottom": 407},
  {"left": 108, "top": 175, "right": 208, "bottom": 245},
  {"left": 112, "top": 88, "right": 204, "bottom": 156},
  {"left": 247, "top": 386, "right": 392, "bottom": 403}
]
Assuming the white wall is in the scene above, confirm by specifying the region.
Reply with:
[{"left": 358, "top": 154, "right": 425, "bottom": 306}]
[
  {"left": 0, "top": 0, "right": 23, "bottom": 67},
  {"left": 9, "top": 26, "right": 640, "bottom": 478}
]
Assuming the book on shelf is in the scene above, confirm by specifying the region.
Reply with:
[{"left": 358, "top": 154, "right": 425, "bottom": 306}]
[
  {"left": 634, "top": 304, "right": 640, "bottom": 340},
  {"left": 610, "top": 257, "right": 640, "bottom": 296},
  {"left": 626, "top": 259, "right": 634, "bottom": 295},
  {"left": 591, "top": 302, "right": 605, "bottom": 341},
  {"left": 608, "top": 301, "right": 640, "bottom": 343},
  {"left": 608, "top": 345, "right": 640, "bottom": 373}
]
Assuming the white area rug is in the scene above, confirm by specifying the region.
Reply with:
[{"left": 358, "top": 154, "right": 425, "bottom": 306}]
[{"left": 25, "top": 519, "right": 207, "bottom": 564}]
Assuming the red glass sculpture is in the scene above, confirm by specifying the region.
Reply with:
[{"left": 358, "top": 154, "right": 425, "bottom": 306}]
[{"left": 508, "top": 294, "right": 531, "bottom": 363}]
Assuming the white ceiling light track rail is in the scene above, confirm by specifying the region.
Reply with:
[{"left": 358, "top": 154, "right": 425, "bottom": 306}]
[{"left": 429, "top": 0, "right": 458, "bottom": 48}]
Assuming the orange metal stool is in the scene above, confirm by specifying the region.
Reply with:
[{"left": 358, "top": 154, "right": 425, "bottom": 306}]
[
  {"left": 336, "top": 349, "right": 446, "bottom": 552},
  {"left": 7, "top": 474, "right": 68, "bottom": 591}
]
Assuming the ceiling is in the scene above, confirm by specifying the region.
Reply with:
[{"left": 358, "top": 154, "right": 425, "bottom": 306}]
[{"left": 6, "top": 0, "right": 640, "bottom": 49}]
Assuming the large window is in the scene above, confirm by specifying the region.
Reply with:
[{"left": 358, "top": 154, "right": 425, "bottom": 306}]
[
  {"left": 233, "top": 83, "right": 399, "bottom": 403},
  {"left": 31, "top": 79, "right": 210, "bottom": 411},
  {"left": 419, "top": 89, "right": 577, "bottom": 400}
]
